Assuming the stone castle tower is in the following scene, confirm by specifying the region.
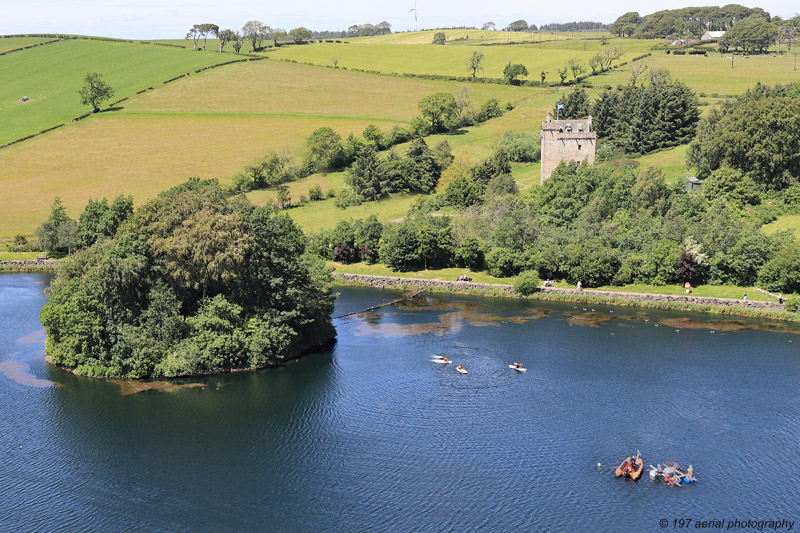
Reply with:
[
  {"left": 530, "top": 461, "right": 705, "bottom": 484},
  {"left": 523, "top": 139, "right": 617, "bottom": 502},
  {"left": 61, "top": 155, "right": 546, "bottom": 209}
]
[{"left": 540, "top": 115, "right": 597, "bottom": 183}]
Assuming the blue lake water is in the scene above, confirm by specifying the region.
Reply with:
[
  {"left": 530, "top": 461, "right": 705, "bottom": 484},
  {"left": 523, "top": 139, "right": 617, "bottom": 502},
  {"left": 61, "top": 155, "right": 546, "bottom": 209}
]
[{"left": 1, "top": 274, "right": 798, "bottom": 531}]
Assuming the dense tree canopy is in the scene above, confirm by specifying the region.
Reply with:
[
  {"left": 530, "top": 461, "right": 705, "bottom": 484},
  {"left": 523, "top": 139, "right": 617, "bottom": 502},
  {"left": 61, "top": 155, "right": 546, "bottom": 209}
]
[
  {"left": 41, "top": 179, "right": 335, "bottom": 379},
  {"left": 612, "top": 5, "right": 770, "bottom": 39},
  {"left": 688, "top": 82, "right": 800, "bottom": 189},
  {"left": 593, "top": 69, "right": 699, "bottom": 155}
]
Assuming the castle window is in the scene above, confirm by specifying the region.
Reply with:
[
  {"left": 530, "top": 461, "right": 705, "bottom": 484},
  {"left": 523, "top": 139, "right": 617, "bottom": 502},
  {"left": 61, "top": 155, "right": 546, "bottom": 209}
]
[
  {"left": 578, "top": 123, "right": 583, "bottom": 132},
  {"left": 578, "top": 144, "right": 582, "bottom": 150}
]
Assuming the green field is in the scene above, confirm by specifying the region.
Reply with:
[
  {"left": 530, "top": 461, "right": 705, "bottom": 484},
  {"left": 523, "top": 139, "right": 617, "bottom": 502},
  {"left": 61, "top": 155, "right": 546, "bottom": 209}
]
[
  {"left": 266, "top": 42, "right": 639, "bottom": 82},
  {"left": 0, "top": 38, "right": 232, "bottom": 145},
  {"left": 762, "top": 215, "right": 800, "bottom": 240},
  {"left": 634, "top": 144, "right": 690, "bottom": 184},
  {"left": 592, "top": 52, "right": 800, "bottom": 95},
  {"left": 0, "top": 37, "right": 54, "bottom": 53}
]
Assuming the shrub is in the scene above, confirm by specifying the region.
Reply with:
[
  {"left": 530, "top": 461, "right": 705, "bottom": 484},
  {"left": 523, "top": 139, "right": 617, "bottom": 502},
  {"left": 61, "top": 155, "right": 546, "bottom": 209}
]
[
  {"left": 476, "top": 98, "right": 503, "bottom": 122},
  {"left": 334, "top": 188, "right": 363, "bottom": 209},
  {"left": 309, "top": 185, "right": 324, "bottom": 201},
  {"left": 514, "top": 270, "right": 540, "bottom": 296},
  {"left": 497, "top": 131, "right": 540, "bottom": 162}
]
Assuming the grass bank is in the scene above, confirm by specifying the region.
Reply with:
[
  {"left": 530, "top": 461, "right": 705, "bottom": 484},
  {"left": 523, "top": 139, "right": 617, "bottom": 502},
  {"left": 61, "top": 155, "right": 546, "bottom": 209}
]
[{"left": 330, "top": 264, "right": 796, "bottom": 322}]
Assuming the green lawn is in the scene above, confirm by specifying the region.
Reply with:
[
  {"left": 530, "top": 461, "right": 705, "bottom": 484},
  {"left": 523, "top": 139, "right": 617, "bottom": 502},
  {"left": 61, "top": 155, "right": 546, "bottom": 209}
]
[
  {"left": 634, "top": 144, "right": 690, "bottom": 184},
  {"left": 594, "top": 283, "right": 774, "bottom": 301},
  {"left": 762, "top": 215, "right": 800, "bottom": 241},
  {"left": 0, "top": 39, "right": 233, "bottom": 145},
  {"left": 328, "top": 261, "right": 516, "bottom": 285},
  {"left": 0, "top": 251, "right": 39, "bottom": 261},
  {"left": 256, "top": 193, "right": 423, "bottom": 234}
]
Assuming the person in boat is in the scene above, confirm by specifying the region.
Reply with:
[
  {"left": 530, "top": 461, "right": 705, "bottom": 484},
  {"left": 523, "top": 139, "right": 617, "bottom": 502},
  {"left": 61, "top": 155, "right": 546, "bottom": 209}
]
[
  {"left": 514, "top": 362, "right": 522, "bottom": 368},
  {"left": 443, "top": 357, "right": 449, "bottom": 363}
]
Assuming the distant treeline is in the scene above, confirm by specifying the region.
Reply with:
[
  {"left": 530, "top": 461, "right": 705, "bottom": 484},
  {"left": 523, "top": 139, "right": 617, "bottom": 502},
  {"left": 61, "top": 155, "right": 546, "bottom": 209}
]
[
  {"left": 610, "top": 5, "right": 771, "bottom": 38},
  {"left": 539, "top": 21, "right": 609, "bottom": 32}
]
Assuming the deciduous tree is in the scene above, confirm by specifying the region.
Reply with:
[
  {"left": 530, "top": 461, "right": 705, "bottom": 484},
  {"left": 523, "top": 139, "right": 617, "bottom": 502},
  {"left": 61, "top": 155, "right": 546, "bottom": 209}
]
[{"left": 78, "top": 72, "right": 114, "bottom": 112}]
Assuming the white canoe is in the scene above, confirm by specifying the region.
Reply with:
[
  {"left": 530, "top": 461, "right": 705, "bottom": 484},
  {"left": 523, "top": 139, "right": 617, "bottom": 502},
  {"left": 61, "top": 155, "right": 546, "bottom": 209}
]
[
  {"left": 431, "top": 359, "right": 452, "bottom": 364},
  {"left": 457, "top": 367, "right": 468, "bottom": 374},
  {"left": 508, "top": 365, "right": 527, "bottom": 372}
]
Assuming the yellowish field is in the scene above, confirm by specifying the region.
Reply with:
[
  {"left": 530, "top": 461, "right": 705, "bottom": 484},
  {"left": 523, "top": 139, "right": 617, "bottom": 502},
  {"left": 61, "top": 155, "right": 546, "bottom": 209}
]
[
  {"left": 350, "top": 29, "right": 611, "bottom": 46},
  {"left": 592, "top": 52, "right": 800, "bottom": 95},
  {"left": 125, "top": 60, "right": 524, "bottom": 121}
]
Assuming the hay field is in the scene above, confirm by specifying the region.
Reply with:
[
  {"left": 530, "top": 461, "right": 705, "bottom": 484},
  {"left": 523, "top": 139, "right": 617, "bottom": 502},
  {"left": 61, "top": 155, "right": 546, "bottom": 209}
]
[
  {"left": 592, "top": 52, "right": 800, "bottom": 95},
  {"left": 0, "top": 39, "right": 231, "bottom": 145},
  {"left": 265, "top": 42, "right": 638, "bottom": 81},
  {"left": 0, "top": 59, "right": 537, "bottom": 237}
]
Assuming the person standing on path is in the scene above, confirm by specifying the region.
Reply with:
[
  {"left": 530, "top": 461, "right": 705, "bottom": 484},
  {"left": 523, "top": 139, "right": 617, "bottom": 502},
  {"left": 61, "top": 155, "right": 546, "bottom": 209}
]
[{"left": 576, "top": 280, "right": 582, "bottom": 291}]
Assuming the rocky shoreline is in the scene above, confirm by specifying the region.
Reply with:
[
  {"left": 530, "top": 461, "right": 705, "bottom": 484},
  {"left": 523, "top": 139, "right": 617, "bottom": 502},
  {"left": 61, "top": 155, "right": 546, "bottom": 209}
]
[{"left": 332, "top": 273, "right": 786, "bottom": 312}]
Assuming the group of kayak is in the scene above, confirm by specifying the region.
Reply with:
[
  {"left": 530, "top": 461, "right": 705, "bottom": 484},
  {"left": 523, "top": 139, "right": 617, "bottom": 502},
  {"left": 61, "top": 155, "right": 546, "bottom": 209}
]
[
  {"left": 430, "top": 356, "right": 527, "bottom": 375},
  {"left": 614, "top": 451, "right": 697, "bottom": 486}
]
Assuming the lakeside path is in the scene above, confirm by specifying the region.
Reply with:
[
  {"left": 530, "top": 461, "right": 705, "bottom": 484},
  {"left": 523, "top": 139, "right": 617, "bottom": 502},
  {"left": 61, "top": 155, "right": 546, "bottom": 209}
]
[{"left": 332, "top": 273, "right": 787, "bottom": 313}]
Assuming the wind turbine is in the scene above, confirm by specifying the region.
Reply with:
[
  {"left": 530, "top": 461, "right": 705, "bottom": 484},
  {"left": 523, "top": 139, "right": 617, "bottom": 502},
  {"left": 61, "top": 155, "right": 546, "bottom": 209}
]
[{"left": 409, "top": 0, "right": 419, "bottom": 32}]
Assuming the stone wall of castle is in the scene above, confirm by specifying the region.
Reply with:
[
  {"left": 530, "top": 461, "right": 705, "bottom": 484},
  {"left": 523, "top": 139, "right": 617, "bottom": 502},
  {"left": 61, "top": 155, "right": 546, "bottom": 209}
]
[{"left": 540, "top": 117, "right": 597, "bottom": 183}]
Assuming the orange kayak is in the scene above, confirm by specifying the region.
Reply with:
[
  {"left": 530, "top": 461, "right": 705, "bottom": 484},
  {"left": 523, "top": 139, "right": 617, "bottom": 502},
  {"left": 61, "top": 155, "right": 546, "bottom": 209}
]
[{"left": 615, "top": 456, "right": 644, "bottom": 480}]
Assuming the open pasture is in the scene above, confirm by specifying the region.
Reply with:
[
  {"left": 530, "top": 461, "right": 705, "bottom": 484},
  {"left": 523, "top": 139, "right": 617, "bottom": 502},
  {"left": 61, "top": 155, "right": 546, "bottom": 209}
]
[
  {"left": 266, "top": 42, "right": 638, "bottom": 82},
  {"left": 591, "top": 52, "right": 800, "bottom": 95},
  {"left": 0, "top": 39, "right": 232, "bottom": 145}
]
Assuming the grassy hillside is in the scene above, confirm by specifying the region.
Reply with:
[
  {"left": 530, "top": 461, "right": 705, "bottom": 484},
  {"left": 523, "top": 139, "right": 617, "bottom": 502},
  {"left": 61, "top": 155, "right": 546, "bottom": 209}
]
[
  {"left": 0, "top": 39, "right": 233, "bottom": 145},
  {"left": 762, "top": 215, "right": 800, "bottom": 241},
  {"left": 0, "top": 58, "right": 540, "bottom": 237},
  {"left": 265, "top": 42, "right": 638, "bottom": 81}
]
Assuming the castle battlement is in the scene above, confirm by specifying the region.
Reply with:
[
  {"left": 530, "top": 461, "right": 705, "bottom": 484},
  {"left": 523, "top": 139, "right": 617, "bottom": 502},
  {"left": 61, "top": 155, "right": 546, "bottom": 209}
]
[{"left": 540, "top": 115, "right": 597, "bottom": 183}]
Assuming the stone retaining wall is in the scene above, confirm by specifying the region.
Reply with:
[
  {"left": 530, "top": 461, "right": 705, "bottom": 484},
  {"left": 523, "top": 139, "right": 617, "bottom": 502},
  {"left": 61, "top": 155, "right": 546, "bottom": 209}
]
[
  {"left": 333, "top": 273, "right": 514, "bottom": 294},
  {"left": 0, "top": 260, "right": 60, "bottom": 266},
  {"left": 332, "top": 273, "right": 785, "bottom": 312}
]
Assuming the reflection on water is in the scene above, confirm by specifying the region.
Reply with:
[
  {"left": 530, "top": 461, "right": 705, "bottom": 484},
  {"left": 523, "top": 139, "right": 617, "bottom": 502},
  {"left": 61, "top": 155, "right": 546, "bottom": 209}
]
[
  {"left": 355, "top": 297, "right": 553, "bottom": 337},
  {"left": 0, "top": 353, "right": 55, "bottom": 388},
  {"left": 659, "top": 316, "right": 799, "bottom": 334},
  {"left": 566, "top": 311, "right": 615, "bottom": 327}
]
